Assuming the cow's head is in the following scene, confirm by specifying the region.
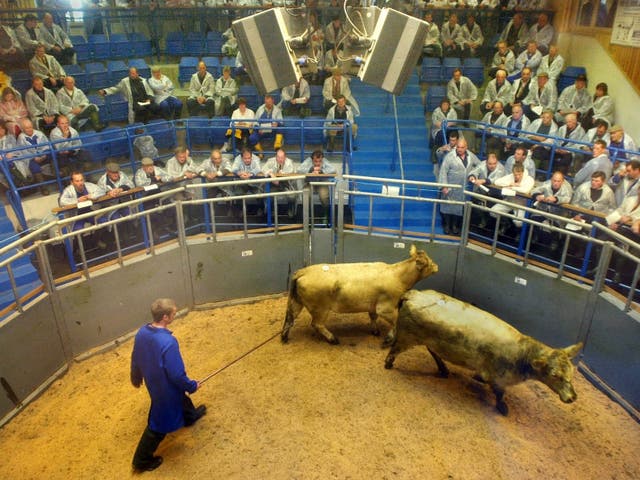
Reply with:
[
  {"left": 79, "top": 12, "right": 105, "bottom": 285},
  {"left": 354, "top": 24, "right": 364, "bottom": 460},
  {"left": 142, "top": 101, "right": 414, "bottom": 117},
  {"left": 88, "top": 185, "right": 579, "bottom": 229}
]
[
  {"left": 410, "top": 245, "right": 439, "bottom": 279},
  {"left": 532, "top": 342, "right": 582, "bottom": 403}
]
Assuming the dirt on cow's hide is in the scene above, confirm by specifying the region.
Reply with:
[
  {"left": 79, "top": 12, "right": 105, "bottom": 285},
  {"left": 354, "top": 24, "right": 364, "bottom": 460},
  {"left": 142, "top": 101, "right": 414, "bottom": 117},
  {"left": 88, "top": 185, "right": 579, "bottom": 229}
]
[{"left": 1, "top": 297, "right": 639, "bottom": 480}]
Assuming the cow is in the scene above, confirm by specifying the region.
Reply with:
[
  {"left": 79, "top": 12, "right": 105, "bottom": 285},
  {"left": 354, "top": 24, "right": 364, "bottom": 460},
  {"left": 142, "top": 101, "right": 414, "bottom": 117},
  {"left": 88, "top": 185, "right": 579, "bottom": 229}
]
[
  {"left": 384, "top": 289, "right": 582, "bottom": 415},
  {"left": 281, "top": 245, "right": 438, "bottom": 345}
]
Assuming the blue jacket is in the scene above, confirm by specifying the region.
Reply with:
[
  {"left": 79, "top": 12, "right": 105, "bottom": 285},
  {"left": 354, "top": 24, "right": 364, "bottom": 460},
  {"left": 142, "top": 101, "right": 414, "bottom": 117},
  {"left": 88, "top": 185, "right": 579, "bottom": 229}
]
[{"left": 131, "top": 325, "right": 198, "bottom": 433}]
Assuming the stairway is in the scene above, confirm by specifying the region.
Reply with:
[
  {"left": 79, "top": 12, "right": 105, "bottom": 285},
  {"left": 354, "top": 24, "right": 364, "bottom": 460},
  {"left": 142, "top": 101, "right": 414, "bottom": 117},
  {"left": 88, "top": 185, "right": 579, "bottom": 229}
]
[
  {"left": 348, "top": 72, "right": 441, "bottom": 234},
  {"left": 0, "top": 207, "right": 42, "bottom": 315}
]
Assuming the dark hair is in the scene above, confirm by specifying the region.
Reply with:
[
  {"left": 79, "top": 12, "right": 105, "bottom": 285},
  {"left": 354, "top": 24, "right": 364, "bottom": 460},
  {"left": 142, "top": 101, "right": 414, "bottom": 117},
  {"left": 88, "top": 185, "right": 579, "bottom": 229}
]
[
  {"left": 593, "top": 119, "right": 609, "bottom": 129},
  {"left": 311, "top": 150, "right": 324, "bottom": 159},
  {"left": 592, "top": 171, "right": 606, "bottom": 181}
]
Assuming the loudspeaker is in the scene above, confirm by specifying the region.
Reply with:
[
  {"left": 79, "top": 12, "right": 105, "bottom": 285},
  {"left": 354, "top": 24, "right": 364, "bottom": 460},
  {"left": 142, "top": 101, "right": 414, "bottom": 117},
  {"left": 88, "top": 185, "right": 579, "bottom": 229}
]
[
  {"left": 357, "top": 9, "right": 429, "bottom": 96},
  {"left": 233, "top": 8, "right": 316, "bottom": 95}
]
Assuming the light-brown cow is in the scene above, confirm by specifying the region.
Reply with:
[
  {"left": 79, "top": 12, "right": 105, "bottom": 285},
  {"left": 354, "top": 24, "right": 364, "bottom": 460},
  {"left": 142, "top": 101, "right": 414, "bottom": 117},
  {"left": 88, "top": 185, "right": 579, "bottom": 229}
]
[
  {"left": 385, "top": 289, "right": 582, "bottom": 415},
  {"left": 281, "top": 246, "right": 438, "bottom": 344}
]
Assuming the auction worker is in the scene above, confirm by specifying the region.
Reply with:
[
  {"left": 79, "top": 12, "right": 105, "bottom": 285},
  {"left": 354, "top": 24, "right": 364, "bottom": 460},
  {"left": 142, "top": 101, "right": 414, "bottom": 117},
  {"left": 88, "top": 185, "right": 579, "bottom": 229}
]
[{"left": 130, "top": 298, "right": 206, "bottom": 472}]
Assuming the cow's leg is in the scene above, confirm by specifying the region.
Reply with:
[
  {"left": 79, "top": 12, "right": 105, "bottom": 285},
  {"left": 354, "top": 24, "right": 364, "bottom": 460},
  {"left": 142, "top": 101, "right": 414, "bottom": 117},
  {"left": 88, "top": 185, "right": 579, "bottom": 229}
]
[
  {"left": 491, "top": 384, "right": 509, "bottom": 416},
  {"left": 309, "top": 309, "right": 339, "bottom": 344},
  {"left": 368, "top": 312, "right": 380, "bottom": 336},
  {"left": 427, "top": 348, "right": 449, "bottom": 378},
  {"left": 377, "top": 306, "right": 398, "bottom": 347},
  {"left": 281, "top": 297, "right": 304, "bottom": 343}
]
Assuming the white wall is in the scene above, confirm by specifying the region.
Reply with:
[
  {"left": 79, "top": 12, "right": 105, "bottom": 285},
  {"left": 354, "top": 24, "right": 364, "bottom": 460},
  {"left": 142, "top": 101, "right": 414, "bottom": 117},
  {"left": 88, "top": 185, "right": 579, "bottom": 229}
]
[{"left": 558, "top": 33, "right": 640, "bottom": 142}]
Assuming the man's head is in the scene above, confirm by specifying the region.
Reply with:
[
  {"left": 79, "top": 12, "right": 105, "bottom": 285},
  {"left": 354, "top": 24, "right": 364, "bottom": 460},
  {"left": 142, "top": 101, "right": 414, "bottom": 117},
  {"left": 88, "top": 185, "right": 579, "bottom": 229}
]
[
  {"left": 513, "top": 145, "right": 527, "bottom": 162},
  {"left": 448, "top": 13, "right": 458, "bottom": 25},
  {"left": 222, "top": 66, "right": 231, "bottom": 79},
  {"left": 591, "top": 171, "right": 606, "bottom": 189},
  {"left": 548, "top": 44, "right": 559, "bottom": 57},
  {"left": 198, "top": 62, "right": 207, "bottom": 75},
  {"left": 609, "top": 125, "right": 625, "bottom": 143},
  {"left": 551, "top": 171, "right": 564, "bottom": 190},
  {"left": 492, "top": 101, "right": 504, "bottom": 116},
  {"left": 511, "top": 104, "right": 523, "bottom": 120},
  {"left": 264, "top": 95, "right": 274, "bottom": 109},
  {"left": 513, "top": 13, "right": 523, "bottom": 26},
  {"left": 565, "top": 113, "right": 578, "bottom": 129},
  {"left": 21, "top": 118, "right": 34, "bottom": 136},
  {"left": 537, "top": 71, "right": 549, "bottom": 87},
  {"left": 70, "top": 171, "right": 85, "bottom": 191},
  {"left": 521, "top": 67, "right": 532, "bottom": 83},
  {"left": 24, "top": 14, "right": 37, "bottom": 29},
  {"left": 541, "top": 109, "right": 554, "bottom": 125},
  {"left": 141, "top": 157, "right": 155, "bottom": 174},
  {"left": 64, "top": 76, "right": 75, "bottom": 90},
  {"left": 57, "top": 114, "right": 70, "bottom": 130},
  {"left": 151, "top": 66, "right": 162, "bottom": 79},
  {"left": 466, "top": 14, "right": 476, "bottom": 27},
  {"left": 495, "top": 69, "right": 507, "bottom": 84},
  {"left": 332, "top": 67, "right": 342, "bottom": 79},
  {"left": 424, "top": 12, "right": 433, "bottom": 23},
  {"left": 32, "top": 77, "right": 44, "bottom": 92},
  {"left": 497, "top": 41, "right": 508, "bottom": 55},
  {"left": 512, "top": 163, "right": 525, "bottom": 183},
  {"left": 537, "top": 13, "right": 549, "bottom": 27},
  {"left": 174, "top": 146, "right": 189, "bottom": 164},
  {"left": 129, "top": 67, "right": 139, "bottom": 80},
  {"left": 447, "top": 130, "right": 459, "bottom": 146},
  {"left": 241, "top": 147, "right": 253, "bottom": 165},
  {"left": 593, "top": 119, "right": 609, "bottom": 137},
  {"left": 592, "top": 139, "right": 607, "bottom": 157},
  {"left": 43, "top": 12, "right": 54, "bottom": 27},
  {"left": 575, "top": 74, "right": 587, "bottom": 90},
  {"left": 526, "top": 41, "right": 538, "bottom": 55},
  {"left": 440, "top": 98, "right": 451, "bottom": 112},
  {"left": 627, "top": 160, "right": 640, "bottom": 179},
  {"left": 455, "top": 138, "right": 468, "bottom": 157},
  {"left": 452, "top": 68, "right": 462, "bottom": 82},
  {"left": 35, "top": 43, "right": 46, "bottom": 58},
  {"left": 336, "top": 94, "right": 347, "bottom": 109},
  {"left": 311, "top": 150, "right": 324, "bottom": 168},
  {"left": 486, "top": 153, "right": 498, "bottom": 172},
  {"left": 275, "top": 148, "right": 286, "bottom": 165},
  {"left": 106, "top": 162, "right": 121, "bottom": 181},
  {"left": 150, "top": 298, "right": 177, "bottom": 324},
  {"left": 210, "top": 149, "right": 223, "bottom": 166}
]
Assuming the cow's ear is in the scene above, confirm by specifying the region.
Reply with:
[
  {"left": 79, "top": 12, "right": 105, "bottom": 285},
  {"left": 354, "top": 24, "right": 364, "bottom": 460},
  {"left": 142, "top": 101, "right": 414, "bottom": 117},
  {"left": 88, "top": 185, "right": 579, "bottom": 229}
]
[
  {"left": 531, "top": 358, "right": 546, "bottom": 372},
  {"left": 563, "top": 343, "right": 583, "bottom": 359},
  {"left": 410, "top": 244, "right": 417, "bottom": 257}
]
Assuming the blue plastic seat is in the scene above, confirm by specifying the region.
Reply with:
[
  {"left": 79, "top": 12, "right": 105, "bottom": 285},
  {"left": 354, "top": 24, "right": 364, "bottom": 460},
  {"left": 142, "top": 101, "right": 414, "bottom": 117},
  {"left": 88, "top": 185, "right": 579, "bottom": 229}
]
[
  {"left": 128, "top": 58, "right": 150, "bottom": 79},
  {"left": 178, "top": 56, "right": 199, "bottom": 85},
  {"left": 184, "top": 32, "right": 204, "bottom": 57},
  {"left": 165, "top": 31, "right": 184, "bottom": 57},
  {"left": 85, "top": 62, "right": 109, "bottom": 90},
  {"left": 421, "top": 57, "right": 443, "bottom": 83},
  {"left": 70, "top": 35, "right": 90, "bottom": 62},
  {"left": 105, "top": 92, "right": 129, "bottom": 122},
  {"left": 109, "top": 33, "right": 129, "bottom": 59},
  {"left": 462, "top": 57, "right": 484, "bottom": 85},
  {"left": 62, "top": 64, "right": 88, "bottom": 91},
  {"left": 202, "top": 56, "right": 220, "bottom": 78},
  {"left": 425, "top": 85, "right": 448, "bottom": 114},
  {"left": 107, "top": 60, "right": 128, "bottom": 85},
  {"left": 88, "top": 34, "right": 110, "bottom": 60},
  {"left": 442, "top": 57, "right": 462, "bottom": 81},
  {"left": 129, "top": 32, "right": 152, "bottom": 57}
]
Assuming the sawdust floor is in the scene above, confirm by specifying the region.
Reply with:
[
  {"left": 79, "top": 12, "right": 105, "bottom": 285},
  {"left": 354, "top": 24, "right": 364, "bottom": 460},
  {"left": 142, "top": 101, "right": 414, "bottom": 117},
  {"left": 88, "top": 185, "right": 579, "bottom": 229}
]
[{"left": 1, "top": 297, "right": 639, "bottom": 480}]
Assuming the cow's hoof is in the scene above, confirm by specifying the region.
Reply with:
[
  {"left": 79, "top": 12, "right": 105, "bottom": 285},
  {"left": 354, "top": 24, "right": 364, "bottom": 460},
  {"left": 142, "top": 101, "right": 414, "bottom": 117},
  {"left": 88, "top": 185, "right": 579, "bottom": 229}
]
[
  {"left": 381, "top": 335, "right": 395, "bottom": 348},
  {"left": 328, "top": 337, "right": 340, "bottom": 345},
  {"left": 372, "top": 329, "right": 380, "bottom": 337},
  {"left": 436, "top": 370, "right": 449, "bottom": 378},
  {"left": 496, "top": 401, "right": 509, "bottom": 416},
  {"left": 384, "top": 360, "right": 394, "bottom": 369},
  {"left": 280, "top": 334, "right": 289, "bottom": 344}
]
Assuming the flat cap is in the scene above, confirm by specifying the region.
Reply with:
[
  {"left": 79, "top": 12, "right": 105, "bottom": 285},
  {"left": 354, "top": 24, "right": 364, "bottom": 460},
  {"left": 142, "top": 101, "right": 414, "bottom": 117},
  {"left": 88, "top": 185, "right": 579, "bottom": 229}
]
[
  {"left": 106, "top": 162, "right": 120, "bottom": 173},
  {"left": 609, "top": 124, "right": 624, "bottom": 133},
  {"left": 575, "top": 73, "right": 588, "bottom": 82},
  {"left": 141, "top": 157, "right": 154, "bottom": 166}
]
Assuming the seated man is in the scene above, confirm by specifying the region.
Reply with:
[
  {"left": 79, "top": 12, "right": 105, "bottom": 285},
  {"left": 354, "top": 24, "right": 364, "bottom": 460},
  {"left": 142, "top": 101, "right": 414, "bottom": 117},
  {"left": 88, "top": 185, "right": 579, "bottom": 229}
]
[
  {"left": 135, "top": 157, "right": 171, "bottom": 188},
  {"left": 527, "top": 13, "right": 554, "bottom": 55},
  {"left": 498, "top": 12, "right": 528, "bottom": 54},
  {"left": 502, "top": 104, "right": 530, "bottom": 159},
  {"left": 526, "top": 109, "right": 559, "bottom": 174},
  {"left": 440, "top": 13, "right": 462, "bottom": 58},
  {"left": 325, "top": 95, "right": 358, "bottom": 152},
  {"left": 187, "top": 62, "right": 215, "bottom": 118},
  {"left": 96, "top": 161, "right": 135, "bottom": 222},
  {"left": 223, "top": 97, "right": 255, "bottom": 152},
  {"left": 166, "top": 146, "right": 201, "bottom": 185},
  {"left": 56, "top": 76, "right": 104, "bottom": 131},
  {"left": 490, "top": 163, "right": 535, "bottom": 233},
  {"left": 0, "top": 20, "right": 26, "bottom": 69},
  {"left": 16, "top": 118, "right": 51, "bottom": 195},
  {"left": 430, "top": 97, "right": 457, "bottom": 153},
  {"left": 25, "top": 76, "right": 59, "bottom": 135},
  {"left": 250, "top": 94, "right": 284, "bottom": 156},
  {"left": 530, "top": 170, "right": 574, "bottom": 248},
  {"left": 504, "top": 144, "right": 536, "bottom": 179},
  {"left": 49, "top": 114, "right": 87, "bottom": 175},
  {"left": 458, "top": 13, "right": 484, "bottom": 58},
  {"left": 584, "top": 118, "right": 609, "bottom": 146},
  {"left": 59, "top": 171, "right": 107, "bottom": 248},
  {"left": 537, "top": 44, "right": 564, "bottom": 83},
  {"left": 280, "top": 78, "right": 311, "bottom": 118},
  {"left": 489, "top": 41, "right": 516, "bottom": 78},
  {"left": 447, "top": 68, "right": 477, "bottom": 121},
  {"left": 261, "top": 147, "right": 297, "bottom": 218},
  {"left": 39, "top": 12, "right": 75, "bottom": 66},
  {"left": 99, "top": 67, "right": 156, "bottom": 124},
  {"left": 200, "top": 148, "right": 234, "bottom": 204},
  {"left": 148, "top": 66, "right": 183, "bottom": 121},
  {"left": 480, "top": 69, "right": 513, "bottom": 116},
  {"left": 468, "top": 153, "right": 506, "bottom": 227},
  {"left": 231, "top": 147, "right": 262, "bottom": 198},
  {"left": 556, "top": 74, "right": 591, "bottom": 125},
  {"left": 573, "top": 140, "right": 613, "bottom": 186},
  {"left": 570, "top": 171, "right": 616, "bottom": 226},
  {"left": 213, "top": 66, "right": 238, "bottom": 117},
  {"left": 479, "top": 100, "right": 508, "bottom": 157},
  {"left": 422, "top": 11, "right": 442, "bottom": 59},
  {"left": 506, "top": 67, "right": 533, "bottom": 115},
  {"left": 297, "top": 149, "right": 337, "bottom": 223},
  {"left": 553, "top": 113, "right": 587, "bottom": 175},
  {"left": 15, "top": 14, "right": 41, "bottom": 60},
  {"left": 608, "top": 124, "right": 638, "bottom": 162},
  {"left": 608, "top": 159, "right": 640, "bottom": 206},
  {"left": 512, "top": 41, "right": 542, "bottom": 80},
  {"left": 322, "top": 67, "right": 359, "bottom": 116},
  {"left": 29, "top": 43, "right": 66, "bottom": 92},
  {"left": 524, "top": 71, "right": 557, "bottom": 120}
]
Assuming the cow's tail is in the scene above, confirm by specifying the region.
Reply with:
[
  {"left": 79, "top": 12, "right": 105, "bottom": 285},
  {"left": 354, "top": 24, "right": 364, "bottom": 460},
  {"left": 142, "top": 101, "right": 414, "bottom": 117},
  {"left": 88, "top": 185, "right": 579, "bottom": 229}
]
[
  {"left": 281, "top": 271, "right": 302, "bottom": 343},
  {"left": 383, "top": 294, "right": 410, "bottom": 349}
]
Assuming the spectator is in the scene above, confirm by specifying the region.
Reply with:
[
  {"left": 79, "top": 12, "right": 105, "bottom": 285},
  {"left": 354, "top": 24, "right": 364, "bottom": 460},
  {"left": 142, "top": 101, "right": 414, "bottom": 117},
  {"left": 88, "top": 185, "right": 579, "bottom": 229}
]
[
  {"left": 553, "top": 113, "right": 586, "bottom": 175},
  {"left": 15, "top": 14, "right": 42, "bottom": 60},
  {"left": 490, "top": 163, "right": 535, "bottom": 233},
  {"left": 200, "top": 148, "right": 233, "bottom": 199},
  {"left": 222, "top": 97, "right": 255, "bottom": 152},
  {"left": 297, "top": 149, "right": 337, "bottom": 223},
  {"left": 435, "top": 130, "right": 461, "bottom": 174},
  {"left": 280, "top": 77, "right": 311, "bottom": 118},
  {"left": 59, "top": 171, "right": 107, "bottom": 243},
  {"left": 481, "top": 69, "right": 514, "bottom": 115},
  {"left": 96, "top": 161, "right": 135, "bottom": 222},
  {"left": 438, "top": 137, "right": 481, "bottom": 235},
  {"left": 556, "top": 74, "right": 591, "bottom": 124},
  {"left": 607, "top": 125, "right": 638, "bottom": 162},
  {"left": 0, "top": 87, "right": 29, "bottom": 137},
  {"left": 135, "top": 156, "right": 171, "bottom": 187},
  {"left": 528, "top": 12, "right": 554, "bottom": 55},
  {"left": 498, "top": 12, "right": 528, "bottom": 54},
  {"left": 16, "top": 118, "right": 51, "bottom": 194},
  {"left": 584, "top": 118, "right": 609, "bottom": 145},
  {"left": 468, "top": 152, "right": 507, "bottom": 191},
  {"left": 505, "top": 144, "right": 536, "bottom": 179},
  {"left": 608, "top": 159, "right": 640, "bottom": 206},
  {"left": 251, "top": 94, "right": 284, "bottom": 157},
  {"left": 524, "top": 71, "right": 557, "bottom": 120},
  {"left": 57, "top": 76, "right": 104, "bottom": 131},
  {"left": 422, "top": 11, "right": 442, "bottom": 58},
  {"left": 480, "top": 100, "right": 509, "bottom": 157},
  {"left": 506, "top": 67, "right": 533, "bottom": 115},
  {"left": 431, "top": 97, "right": 457, "bottom": 152},
  {"left": 49, "top": 114, "right": 86, "bottom": 174},
  {"left": 532, "top": 171, "right": 574, "bottom": 209},
  {"left": 447, "top": 68, "right": 477, "bottom": 121},
  {"left": 38, "top": 12, "right": 75, "bottom": 66},
  {"left": 458, "top": 13, "right": 484, "bottom": 58},
  {"left": 261, "top": 147, "right": 297, "bottom": 218},
  {"left": 537, "top": 44, "right": 564, "bottom": 83},
  {"left": 25, "top": 77, "right": 59, "bottom": 136},
  {"left": 99, "top": 67, "right": 156, "bottom": 124},
  {"left": 213, "top": 66, "right": 238, "bottom": 117},
  {"left": 502, "top": 104, "right": 530, "bottom": 158},
  {"left": 231, "top": 147, "right": 262, "bottom": 197},
  {"left": 0, "top": 20, "right": 26, "bottom": 69},
  {"left": 489, "top": 41, "right": 516, "bottom": 78},
  {"left": 527, "top": 109, "right": 558, "bottom": 173},
  {"left": 325, "top": 95, "right": 357, "bottom": 152},
  {"left": 573, "top": 139, "right": 612, "bottom": 186},
  {"left": 166, "top": 146, "right": 201, "bottom": 183},
  {"left": 582, "top": 82, "right": 614, "bottom": 131},
  {"left": 0, "top": 120, "right": 24, "bottom": 188},
  {"left": 148, "top": 66, "right": 182, "bottom": 121},
  {"left": 441, "top": 13, "right": 462, "bottom": 57},
  {"left": 29, "top": 43, "right": 66, "bottom": 92},
  {"left": 570, "top": 170, "right": 616, "bottom": 218},
  {"left": 322, "top": 67, "right": 359, "bottom": 116},
  {"left": 324, "top": 15, "right": 347, "bottom": 52},
  {"left": 513, "top": 41, "right": 542, "bottom": 79},
  {"left": 186, "top": 61, "right": 215, "bottom": 118}
]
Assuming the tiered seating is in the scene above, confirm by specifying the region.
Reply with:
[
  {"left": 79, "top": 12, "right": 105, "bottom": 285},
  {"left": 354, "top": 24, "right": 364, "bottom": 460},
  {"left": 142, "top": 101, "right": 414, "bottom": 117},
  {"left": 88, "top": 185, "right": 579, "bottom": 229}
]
[
  {"left": 87, "top": 94, "right": 108, "bottom": 124},
  {"left": 63, "top": 64, "right": 88, "bottom": 90},
  {"left": 424, "top": 85, "right": 448, "bottom": 113},
  {"left": 85, "top": 62, "right": 109, "bottom": 90},
  {"left": 130, "top": 32, "right": 152, "bottom": 57},
  {"left": 202, "top": 56, "right": 221, "bottom": 78},
  {"left": 146, "top": 119, "right": 177, "bottom": 151},
  {"left": 105, "top": 92, "right": 129, "bottom": 122},
  {"left": 558, "top": 66, "right": 586, "bottom": 92},
  {"left": 107, "top": 60, "right": 128, "bottom": 84},
  {"left": 88, "top": 34, "right": 110, "bottom": 60},
  {"left": 238, "top": 84, "right": 258, "bottom": 109},
  {"left": 79, "top": 130, "right": 110, "bottom": 163},
  {"left": 185, "top": 32, "right": 205, "bottom": 57},
  {"left": 11, "top": 70, "right": 32, "bottom": 95},
  {"left": 206, "top": 31, "right": 224, "bottom": 56},
  {"left": 109, "top": 33, "right": 129, "bottom": 59},
  {"left": 462, "top": 57, "right": 484, "bottom": 85},
  {"left": 71, "top": 35, "right": 90, "bottom": 63},
  {"left": 309, "top": 85, "right": 324, "bottom": 114},
  {"left": 178, "top": 57, "right": 199, "bottom": 85},
  {"left": 101, "top": 126, "right": 130, "bottom": 158},
  {"left": 221, "top": 56, "right": 235, "bottom": 68},
  {"left": 165, "top": 31, "right": 184, "bottom": 56},
  {"left": 421, "top": 57, "right": 442, "bottom": 83},
  {"left": 442, "top": 57, "right": 461, "bottom": 80}
]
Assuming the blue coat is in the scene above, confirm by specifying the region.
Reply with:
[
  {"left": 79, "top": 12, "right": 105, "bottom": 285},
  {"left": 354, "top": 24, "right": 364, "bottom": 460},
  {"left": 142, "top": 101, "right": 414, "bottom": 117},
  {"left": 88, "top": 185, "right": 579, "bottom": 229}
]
[{"left": 131, "top": 325, "right": 198, "bottom": 434}]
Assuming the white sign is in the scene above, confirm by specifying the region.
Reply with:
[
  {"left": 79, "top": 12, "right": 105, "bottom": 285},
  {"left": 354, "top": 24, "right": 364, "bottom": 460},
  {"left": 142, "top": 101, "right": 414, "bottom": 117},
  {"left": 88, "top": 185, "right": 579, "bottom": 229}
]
[{"left": 611, "top": 2, "right": 640, "bottom": 47}]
